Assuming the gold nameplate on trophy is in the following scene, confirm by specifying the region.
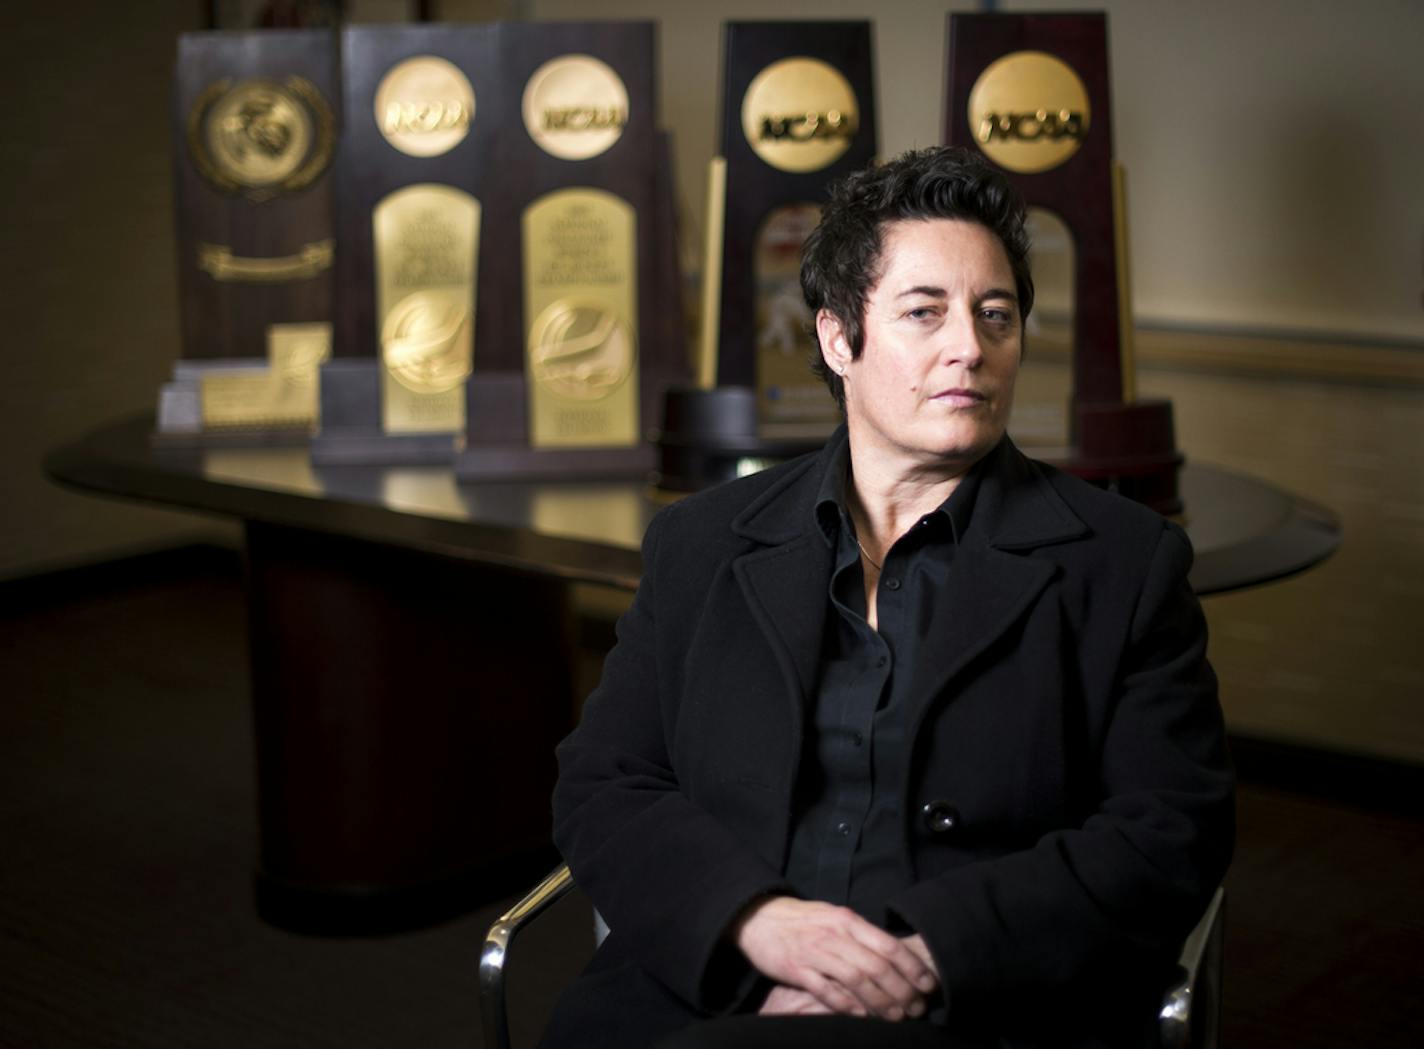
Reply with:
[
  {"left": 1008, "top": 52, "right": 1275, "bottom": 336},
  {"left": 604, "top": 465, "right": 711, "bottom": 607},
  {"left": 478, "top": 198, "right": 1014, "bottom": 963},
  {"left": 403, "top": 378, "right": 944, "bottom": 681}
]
[
  {"left": 200, "top": 322, "right": 331, "bottom": 428},
  {"left": 523, "top": 188, "right": 638, "bottom": 448},
  {"left": 741, "top": 56, "right": 859, "bottom": 175},
  {"left": 374, "top": 183, "right": 479, "bottom": 433},
  {"left": 196, "top": 239, "right": 334, "bottom": 283},
  {"left": 966, "top": 51, "right": 1091, "bottom": 175}
]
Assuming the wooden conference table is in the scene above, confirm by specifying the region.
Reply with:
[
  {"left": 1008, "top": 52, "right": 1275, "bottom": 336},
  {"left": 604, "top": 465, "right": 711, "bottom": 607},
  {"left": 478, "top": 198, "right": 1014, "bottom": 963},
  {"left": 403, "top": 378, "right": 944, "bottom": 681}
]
[{"left": 46, "top": 416, "right": 1340, "bottom": 933}]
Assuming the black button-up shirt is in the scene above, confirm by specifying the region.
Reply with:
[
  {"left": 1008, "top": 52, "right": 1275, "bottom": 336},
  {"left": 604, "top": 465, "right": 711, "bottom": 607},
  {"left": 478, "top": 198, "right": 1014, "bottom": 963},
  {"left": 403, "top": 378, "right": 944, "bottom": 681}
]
[{"left": 784, "top": 441, "right": 980, "bottom": 929}]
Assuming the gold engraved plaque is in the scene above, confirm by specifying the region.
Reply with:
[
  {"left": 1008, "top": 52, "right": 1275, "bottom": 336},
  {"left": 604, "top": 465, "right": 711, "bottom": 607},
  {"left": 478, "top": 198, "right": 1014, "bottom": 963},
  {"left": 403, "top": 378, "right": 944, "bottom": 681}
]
[
  {"left": 188, "top": 76, "right": 335, "bottom": 201},
  {"left": 522, "top": 54, "right": 629, "bottom": 161},
  {"left": 200, "top": 322, "right": 331, "bottom": 428},
  {"left": 741, "top": 57, "right": 858, "bottom": 174},
  {"left": 375, "top": 56, "right": 475, "bottom": 159},
  {"left": 523, "top": 189, "right": 638, "bottom": 448},
  {"left": 374, "top": 184, "right": 480, "bottom": 433},
  {"left": 967, "top": 51, "right": 1091, "bottom": 174}
]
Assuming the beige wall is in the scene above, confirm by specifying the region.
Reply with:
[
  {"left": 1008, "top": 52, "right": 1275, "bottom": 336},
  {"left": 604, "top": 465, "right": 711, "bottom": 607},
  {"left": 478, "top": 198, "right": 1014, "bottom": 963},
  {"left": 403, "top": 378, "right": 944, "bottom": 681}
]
[{"left": 0, "top": 2, "right": 238, "bottom": 582}]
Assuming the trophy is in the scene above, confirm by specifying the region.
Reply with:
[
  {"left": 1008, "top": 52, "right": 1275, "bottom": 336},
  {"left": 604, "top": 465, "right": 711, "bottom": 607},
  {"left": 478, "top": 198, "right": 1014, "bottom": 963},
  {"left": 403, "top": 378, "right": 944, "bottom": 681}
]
[
  {"left": 945, "top": 12, "right": 1182, "bottom": 513},
  {"left": 657, "top": 22, "right": 877, "bottom": 490},
  {"left": 313, "top": 23, "right": 506, "bottom": 464},
  {"left": 454, "top": 21, "right": 686, "bottom": 480},
  {"left": 158, "top": 29, "right": 338, "bottom": 443}
]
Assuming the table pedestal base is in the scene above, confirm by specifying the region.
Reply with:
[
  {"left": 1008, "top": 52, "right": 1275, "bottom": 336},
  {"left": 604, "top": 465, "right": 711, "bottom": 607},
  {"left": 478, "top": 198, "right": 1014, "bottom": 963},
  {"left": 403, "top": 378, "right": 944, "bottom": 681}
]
[{"left": 245, "top": 521, "right": 575, "bottom": 934}]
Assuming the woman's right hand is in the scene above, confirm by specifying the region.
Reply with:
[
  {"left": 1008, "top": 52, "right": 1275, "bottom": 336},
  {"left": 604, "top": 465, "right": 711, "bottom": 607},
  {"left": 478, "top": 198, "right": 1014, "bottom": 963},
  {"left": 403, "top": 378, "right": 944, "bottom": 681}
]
[{"left": 732, "top": 896, "right": 937, "bottom": 1020}]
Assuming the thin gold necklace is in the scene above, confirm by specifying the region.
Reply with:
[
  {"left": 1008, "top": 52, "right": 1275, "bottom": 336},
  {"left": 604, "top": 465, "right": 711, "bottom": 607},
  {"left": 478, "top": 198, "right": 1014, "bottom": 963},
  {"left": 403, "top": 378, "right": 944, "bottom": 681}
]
[{"left": 855, "top": 536, "right": 883, "bottom": 572}]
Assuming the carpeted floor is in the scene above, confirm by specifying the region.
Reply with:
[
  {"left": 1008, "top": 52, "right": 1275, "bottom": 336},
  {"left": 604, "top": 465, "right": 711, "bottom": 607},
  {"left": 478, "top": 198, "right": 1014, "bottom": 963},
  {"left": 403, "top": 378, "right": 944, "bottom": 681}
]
[{"left": 1, "top": 547, "right": 1420, "bottom": 1048}]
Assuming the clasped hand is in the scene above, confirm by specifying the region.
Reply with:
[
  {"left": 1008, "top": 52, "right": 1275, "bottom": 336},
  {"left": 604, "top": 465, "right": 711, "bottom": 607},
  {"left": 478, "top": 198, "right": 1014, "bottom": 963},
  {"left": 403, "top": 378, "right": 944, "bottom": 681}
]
[{"left": 732, "top": 896, "right": 939, "bottom": 1020}]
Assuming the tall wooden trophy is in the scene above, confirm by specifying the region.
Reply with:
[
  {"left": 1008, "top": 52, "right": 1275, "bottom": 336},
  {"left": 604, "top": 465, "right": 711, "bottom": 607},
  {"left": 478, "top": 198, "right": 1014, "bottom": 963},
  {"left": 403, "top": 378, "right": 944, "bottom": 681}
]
[
  {"left": 454, "top": 21, "right": 685, "bottom": 480},
  {"left": 159, "top": 30, "right": 338, "bottom": 444},
  {"left": 658, "top": 22, "right": 877, "bottom": 491},
  {"left": 945, "top": 12, "right": 1182, "bottom": 513},
  {"left": 313, "top": 23, "right": 505, "bottom": 464}
]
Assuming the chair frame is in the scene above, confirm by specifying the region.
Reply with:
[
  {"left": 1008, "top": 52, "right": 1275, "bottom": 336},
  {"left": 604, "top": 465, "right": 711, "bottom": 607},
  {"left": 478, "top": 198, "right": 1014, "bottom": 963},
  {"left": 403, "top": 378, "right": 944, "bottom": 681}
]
[{"left": 480, "top": 867, "right": 1225, "bottom": 1049}]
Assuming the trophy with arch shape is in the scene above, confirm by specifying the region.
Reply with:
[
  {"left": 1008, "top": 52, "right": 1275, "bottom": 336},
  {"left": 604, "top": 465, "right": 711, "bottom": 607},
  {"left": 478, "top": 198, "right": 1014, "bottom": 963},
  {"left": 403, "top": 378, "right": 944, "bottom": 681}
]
[
  {"left": 314, "top": 23, "right": 504, "bottom": 464},
  {"left": 945, "top": 12, "right": 1182, "bottom": 513},
  {"left": 455, "top": 20, "right": 687, "bottom": 480},
  {"left": 658, "top": 21, "right": 877, "bottom": 491}
]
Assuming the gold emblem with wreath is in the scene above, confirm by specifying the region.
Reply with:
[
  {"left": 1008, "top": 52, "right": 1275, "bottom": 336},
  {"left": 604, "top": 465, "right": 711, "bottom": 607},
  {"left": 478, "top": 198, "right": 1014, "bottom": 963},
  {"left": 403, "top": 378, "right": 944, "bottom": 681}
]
[{"left": 187, "top": 76, "right": 334, "bottom": 201}]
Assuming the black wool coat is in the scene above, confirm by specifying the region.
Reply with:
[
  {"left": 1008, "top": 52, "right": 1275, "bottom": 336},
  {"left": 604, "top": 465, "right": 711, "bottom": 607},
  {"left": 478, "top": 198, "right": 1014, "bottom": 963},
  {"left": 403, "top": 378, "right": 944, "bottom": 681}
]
[{"left": 545, "top": 431, "right": 1235, "bottom": 1048}]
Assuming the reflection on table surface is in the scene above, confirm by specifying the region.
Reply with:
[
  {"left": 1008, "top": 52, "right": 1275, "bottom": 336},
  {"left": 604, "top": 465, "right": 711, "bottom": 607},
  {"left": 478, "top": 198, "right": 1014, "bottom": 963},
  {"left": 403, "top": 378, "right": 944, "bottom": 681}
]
[
  {"left": 201, "top": 446, "right": 659, "bottom": 553},
  {"left": 45, "top": 415, "right": 1340, "bottom": 598}
]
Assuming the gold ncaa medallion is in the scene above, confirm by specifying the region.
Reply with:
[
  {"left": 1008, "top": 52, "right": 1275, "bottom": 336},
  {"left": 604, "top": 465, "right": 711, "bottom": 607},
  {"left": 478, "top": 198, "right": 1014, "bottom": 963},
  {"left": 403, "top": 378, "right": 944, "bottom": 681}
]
[
  {"left": 741, "top": 57, "right": 858, "bottom": 174},
  {"left": 528, "top": 301, "right": 633, "bottom": 401},
  {"left": 381, "top": 290, "right": 474, "bottom": 394},
  {"left": 522, "top": 54, "right": 629, "bottom": 161},
  {"left": 375, "top": 55, "right": 475, "bottom": 158},
  {"left": 967, "top": 51, "right": 1091, "bottom": 174},
  {"left": 188, "top": 77, "right": 334, "bottom": 200}
]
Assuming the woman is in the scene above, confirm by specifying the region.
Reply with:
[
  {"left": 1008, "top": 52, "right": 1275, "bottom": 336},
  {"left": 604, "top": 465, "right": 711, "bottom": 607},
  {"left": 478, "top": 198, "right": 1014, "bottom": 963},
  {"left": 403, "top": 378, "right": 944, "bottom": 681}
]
[{"left": 543, "top": 146, "right": 1234, "bottom": 1049}]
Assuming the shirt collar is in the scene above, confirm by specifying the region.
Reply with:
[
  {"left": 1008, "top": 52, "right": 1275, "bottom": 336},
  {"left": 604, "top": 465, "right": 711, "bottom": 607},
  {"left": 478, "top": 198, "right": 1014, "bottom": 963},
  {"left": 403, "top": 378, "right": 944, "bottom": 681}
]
[{"left": 814, "top": 435, "right": 987, "bottom": 548}]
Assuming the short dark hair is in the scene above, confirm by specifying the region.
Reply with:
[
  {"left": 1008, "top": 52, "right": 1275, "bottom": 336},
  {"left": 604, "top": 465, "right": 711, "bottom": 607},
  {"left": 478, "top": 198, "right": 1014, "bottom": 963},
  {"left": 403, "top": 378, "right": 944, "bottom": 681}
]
[{"left": 800, "top": 146, "right": 1034, "bottom": 410}]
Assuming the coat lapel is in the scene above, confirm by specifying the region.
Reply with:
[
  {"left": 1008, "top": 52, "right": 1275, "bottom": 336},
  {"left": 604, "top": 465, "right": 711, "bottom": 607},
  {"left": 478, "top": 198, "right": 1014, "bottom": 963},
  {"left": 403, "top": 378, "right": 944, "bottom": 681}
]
[
  {"left": 720, "top": 433, "right": 1090, "bottom": 734},
  {"left": 907, "top": 439, "right": 1090, "bottom": 714},
  {"left": 734, "top": 538, "right": 831, "bottom": 713},
  {"left": 728, "top": 437, "right": 839, "bottom": 716}
]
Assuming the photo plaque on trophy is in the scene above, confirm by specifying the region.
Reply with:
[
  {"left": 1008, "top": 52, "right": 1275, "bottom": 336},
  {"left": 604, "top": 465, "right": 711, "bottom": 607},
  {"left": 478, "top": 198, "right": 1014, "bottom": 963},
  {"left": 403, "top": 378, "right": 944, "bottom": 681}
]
[
  {"left": 455, "top": 21, "right": 686, "bottom": 480},
  {"left": 945, "top": 12, "right": 1182, "bottom": 512},
  {"left": 158, "top": 29, "right": 338, "bottom": 445},
  {"left": 313, "top": 23, "right": 507, "bottom": 465}
]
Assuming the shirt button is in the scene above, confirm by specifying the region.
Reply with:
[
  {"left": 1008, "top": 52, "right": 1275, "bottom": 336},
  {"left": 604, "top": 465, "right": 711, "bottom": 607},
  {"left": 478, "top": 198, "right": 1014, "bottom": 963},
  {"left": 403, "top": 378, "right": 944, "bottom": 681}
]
[
  {"left": 852, "top": 732, "right": 864, "bottom": 746},
  {"left": 921, "top": 801, "right": 961, "bottom": 835},
  {"left": 876, "top": 656, "right": 887, "bottom": 668},
  {"left": 836, "top": 821, "right": 852, "bottom": 837},
  {"left": 884, "top": 578, "right": 901, "bottom": 591}
]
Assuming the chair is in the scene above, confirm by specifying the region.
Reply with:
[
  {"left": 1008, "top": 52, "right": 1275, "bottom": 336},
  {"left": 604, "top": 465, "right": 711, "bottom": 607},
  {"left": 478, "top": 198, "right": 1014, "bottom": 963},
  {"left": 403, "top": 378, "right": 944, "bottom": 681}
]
[
  {"left": 1159, "top": 885, "right": 1226, "bottom": 1049},
  {"left": 481, "top": 867, "right": 1225, "bottom": 1049}
]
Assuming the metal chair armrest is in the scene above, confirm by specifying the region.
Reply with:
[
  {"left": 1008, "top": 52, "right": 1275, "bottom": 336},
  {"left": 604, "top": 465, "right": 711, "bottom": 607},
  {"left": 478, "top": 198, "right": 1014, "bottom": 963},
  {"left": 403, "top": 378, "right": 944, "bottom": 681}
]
[
  {"left": 480, "top": 863, "right": 576, "bottom": 1049},
  {"left": 1158, "top": 886, "right": 1226, "bottom": 1049}
]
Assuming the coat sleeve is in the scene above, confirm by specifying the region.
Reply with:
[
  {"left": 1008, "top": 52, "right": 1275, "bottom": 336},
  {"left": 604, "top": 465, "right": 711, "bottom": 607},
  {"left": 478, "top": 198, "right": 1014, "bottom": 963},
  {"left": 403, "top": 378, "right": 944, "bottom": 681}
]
[
  {"left": 887, "top": 521, "right": 1235, "bottom": 1013},
  {"left": 551, "top": 503, "right": 787, "bottom": 1012}
]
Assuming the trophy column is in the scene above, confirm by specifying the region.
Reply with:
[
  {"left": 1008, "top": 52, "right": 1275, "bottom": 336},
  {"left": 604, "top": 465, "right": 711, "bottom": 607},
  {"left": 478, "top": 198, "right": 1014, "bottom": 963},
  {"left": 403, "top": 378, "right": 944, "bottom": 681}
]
[
  {"left": 658, "top": 22, "right": 878, "bottom": 490},
  {"left": 457, "top": 21, "right": 686, "bottom": 480},
  {"left": 946, "top": 12, "right": 1183, "bottom": 512},
  {"left": 159, "top": 29, "right": 338, "bottom": 444},
  {"left": 314, "top": 24, "right": 504, "bottom": 464}
]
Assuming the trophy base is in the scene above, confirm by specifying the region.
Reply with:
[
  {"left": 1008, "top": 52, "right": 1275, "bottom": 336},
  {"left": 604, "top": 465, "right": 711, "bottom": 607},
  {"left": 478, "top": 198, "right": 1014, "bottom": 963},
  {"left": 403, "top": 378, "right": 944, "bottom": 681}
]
[
  {"left": 154, "top": 361, "right": 314, "bottom": 448},
  {"left": 310, "top": 359, "right": 458, "bottom": 466},
  {"left": 310, "top": 430, "right": 456, "bottom": 466},
  {"left": 1054, "top": 398, "right": 1184, "bottom": 516},
  {"left": 454, "top": 372, "right": 657, "bottom": 481},
  {"left": 654, "top": 386, "right": 829, "bottom": 493},
  {"left": 455, "top": 446, "right": 657, "bottom": 482}
]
